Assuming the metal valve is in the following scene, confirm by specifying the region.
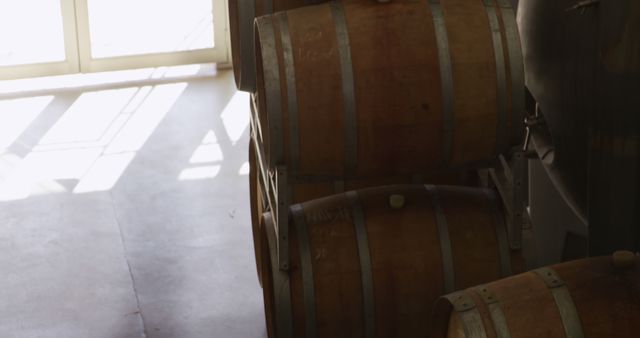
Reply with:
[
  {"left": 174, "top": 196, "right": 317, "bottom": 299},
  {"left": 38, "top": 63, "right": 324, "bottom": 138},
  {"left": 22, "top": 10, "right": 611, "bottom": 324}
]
[{"left": 522, "top": 103, "right": 546, "bottom": 154}]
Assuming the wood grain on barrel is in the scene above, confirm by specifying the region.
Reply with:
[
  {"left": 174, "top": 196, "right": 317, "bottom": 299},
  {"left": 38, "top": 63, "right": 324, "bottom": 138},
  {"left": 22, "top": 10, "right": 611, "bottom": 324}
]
[
  {"left": 261, "top": 184, "right": 523, "bottom": 338},
  {"left": 434, "top": 255, "right": 640, "bottom": 337},
  {"left": 229, "top": 0, "right": 322, "bottom": 91},
  {"left": 443, "top": 0, "right": 497, "bottom": 164},
  {"left": 249, "top": 131, "right": 475, "bottom": 288},
  {"left": 254, "top": 0, "right": 524, "bottom": 178}
]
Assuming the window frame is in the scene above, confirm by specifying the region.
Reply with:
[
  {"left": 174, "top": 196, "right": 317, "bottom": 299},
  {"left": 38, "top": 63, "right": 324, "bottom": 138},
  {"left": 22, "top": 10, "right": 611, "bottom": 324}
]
[{"left": 0, "top": 0, "right": 229, "bottom": 80}]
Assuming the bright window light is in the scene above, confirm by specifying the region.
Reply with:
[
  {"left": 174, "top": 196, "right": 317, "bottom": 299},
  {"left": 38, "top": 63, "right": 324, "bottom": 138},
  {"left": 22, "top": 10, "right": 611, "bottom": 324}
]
[
  {"left": 87, "top": 0, "right": 214, "bottom": 58},
  {"left": 30, "top": 180, "right": 67, "bottom": 197},
  {"left": 0, "top": 96, "right": 53, "bottom": 151},
  {"left": 201, "top": 130, "right": 218, "bottom": 144},
  {"left": 0, "top": 1, "right": 65, "bottom": 66},
  {"left": 189, "top": 130, "right": 223, "bottom": 164},
  {"left": 0, "top": 174, "right": 35, "bottom": 202},
  {"left": 238, "top": 162, "right": 250, "bottom": 176},
  {"left": 220, "top": 91, "right": 250, "bottom": 145},
  {"left": 21, "top": 148, "right": 103, "bottom": 181},
  {"left": 0, "top": 153, "right": 22, "bottom": 177},
  {"left": 122, "top": 86, "right": 153, "bottom": 114},
  {"left": 190, "top": 143, "right": 224, "bottom": 164},
  {"left": 0, "top": 64, "right": 214, "bottom": 96},
  {"left": 178, "top": 165, "right": 221, "bottom": 181},
  {"left": 38, "top": 88, "right": 138, "bottom": 146},
  {"left": 105, "top": 82, "right": 187, "bottom": 154},
  {"left": 0, "top": 79, "right": 190, "bottom": 200},
  {"left": 74, "top": 152, "right": 135, "bottom": 193}
]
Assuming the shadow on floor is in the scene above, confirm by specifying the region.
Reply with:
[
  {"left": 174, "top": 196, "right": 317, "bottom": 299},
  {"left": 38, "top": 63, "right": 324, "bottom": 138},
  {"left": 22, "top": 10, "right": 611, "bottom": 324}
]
[{"left": 0, "top": 70, "right": 266, "bottom": 338}]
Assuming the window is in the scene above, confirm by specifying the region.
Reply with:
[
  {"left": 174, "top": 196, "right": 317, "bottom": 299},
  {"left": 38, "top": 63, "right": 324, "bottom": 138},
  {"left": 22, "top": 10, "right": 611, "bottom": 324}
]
[{"left": 0, "top": 0, "right": 228, "bottom": 80}]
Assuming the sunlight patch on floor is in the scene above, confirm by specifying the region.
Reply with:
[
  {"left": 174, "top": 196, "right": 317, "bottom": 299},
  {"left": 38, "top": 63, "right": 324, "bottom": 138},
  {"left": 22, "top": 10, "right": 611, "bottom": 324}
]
[
  {"left": 0, "top": 64, "right": 212, "bottom": 96},
  {"left": 180, "top": 130, "right": 223, "bottom": 181},
  {"left": 221, "top": 91, "right": 250, "bottom": 146},
  {"left": 178, "top": 165, "right": 221, "bottom": 181},
  {"left": 0, "top": 82, "right": 188, "bottom": 200},
  {"left": 0, "top": 96, "right": 54, "bottom": 151},
  {"left": 238, "top": 162, "right": 250, "bottom": 176}
]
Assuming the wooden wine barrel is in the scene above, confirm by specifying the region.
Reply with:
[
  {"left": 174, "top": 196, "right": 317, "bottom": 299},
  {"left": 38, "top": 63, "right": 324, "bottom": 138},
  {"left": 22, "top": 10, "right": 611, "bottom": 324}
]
[
  {"left": 229, "top": 0, "right": 324, "bottom": 91},
  {"left": 249, "top": 165, "right": 476, "bottom": 287},
  {"left": 260, "top": 184, "right": 524, "bottom": 338},
  {"left": 249, "top": 136, "right": 476, "bottom": 286},
  {"left": 432, "top": 252, "right": 640, "bottom": 338},
  {"left": 254, "top": 0, "right": 524, "bottom": 177}
]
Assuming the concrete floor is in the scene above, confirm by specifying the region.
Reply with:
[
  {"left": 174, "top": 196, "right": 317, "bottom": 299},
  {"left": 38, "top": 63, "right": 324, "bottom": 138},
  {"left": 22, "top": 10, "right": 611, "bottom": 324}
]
[{"left": 0, "top": 69, "right": 265, "bottom": 337}]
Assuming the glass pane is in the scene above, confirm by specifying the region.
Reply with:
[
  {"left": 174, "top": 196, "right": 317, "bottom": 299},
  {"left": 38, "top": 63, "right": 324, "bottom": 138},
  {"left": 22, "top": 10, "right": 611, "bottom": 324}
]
[
  {"left": 0, "top": 1, "right": 66, "bottom": 66},
  {"left": 87, "top": 0, "right": 214, "bottom": 58}
]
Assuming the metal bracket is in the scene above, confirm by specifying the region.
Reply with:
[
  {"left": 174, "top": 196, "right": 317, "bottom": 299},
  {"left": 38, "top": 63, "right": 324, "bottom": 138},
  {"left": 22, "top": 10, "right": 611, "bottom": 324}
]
[
  {"left": 534, "top": 267, "right": 586, "bottom": 338},
  {"left": 534, "top": 267, "right": 565, "bottom": 288},
  {"left": 446, "top": 291, "right": 477, "bottom": 312},
  {"left": 489, "top": 150, "right": 528, "bottom": 249},
  {"left": 251, "top": 92, "right": 291, "bottom": 271},
  {"left": 523, "top": 103, "right": 546, "bottom": 154},
  {"left": 475, "top": 285, "right": 499, "bottom": 305}
]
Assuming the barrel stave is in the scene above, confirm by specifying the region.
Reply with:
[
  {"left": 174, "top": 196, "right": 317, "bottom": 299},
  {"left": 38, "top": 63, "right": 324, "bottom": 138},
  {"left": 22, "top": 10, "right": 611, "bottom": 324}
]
[
  {"left": 261, "top": 184, "right": 522, "bottom": 337},
  {"left": 254, "top": 0, "right": 523, "bottom": 178},
  {"left": 437, "top": 256, "right": 640, "bottom": 337}
]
